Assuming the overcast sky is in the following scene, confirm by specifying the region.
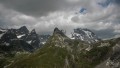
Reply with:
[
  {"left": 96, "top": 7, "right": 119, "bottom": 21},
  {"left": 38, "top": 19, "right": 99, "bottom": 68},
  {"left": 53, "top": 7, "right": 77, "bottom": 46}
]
[{"left": 0, "top": 0, "right": 120, "bottom": 39}]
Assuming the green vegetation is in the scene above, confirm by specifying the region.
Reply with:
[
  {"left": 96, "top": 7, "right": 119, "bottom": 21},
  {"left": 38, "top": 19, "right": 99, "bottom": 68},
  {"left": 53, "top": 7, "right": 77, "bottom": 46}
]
[
  {"left": 8, "top": 46, "right": 71, "bottom": 68},
  {"left": 7, "top": 41, "right": 113, "bottom": 68},
  {"left": 0, "top": 52, "right": 30, "bottom": 68}
]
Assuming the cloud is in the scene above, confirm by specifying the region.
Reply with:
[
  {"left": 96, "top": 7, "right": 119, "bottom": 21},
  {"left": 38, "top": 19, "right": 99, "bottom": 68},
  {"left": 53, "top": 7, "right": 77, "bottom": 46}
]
[
  {"left": 112, "top": 0, "right": 120, "bottom": 5},
  {"left": 0, "top": 0, "right": 83, "bottom": 16},
  {"left": 0, "top": 0, "right": 102, "bottom": 16},
  {"left": 93, "top": 29, "right": 116, "bottom": 39},
  {"left": 0, "top": 0, "right": 63, "bottom": 16},
  {"left": 0, "top": 0, "right": 120, "bottom": 39},
  {"left": 114, "top": 24, "right": 120, "bottom": 33}
]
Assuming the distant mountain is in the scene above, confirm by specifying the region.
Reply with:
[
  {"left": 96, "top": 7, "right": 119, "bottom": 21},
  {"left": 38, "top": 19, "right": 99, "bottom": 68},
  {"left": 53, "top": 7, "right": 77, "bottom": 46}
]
[
  {"left": 18, "top": 26, "right": 29, "bottom": 34},
  {"left": 0, "top": 26, "right": 40, "bottom": 53},
  {"left": 20, "top": 29, "right": 40, "bottom": 49},
  {"left": 8, "top": 26, "right": 29, "bottom": 36},
  {"left": 71, "top": 28, "right": 100, "bottom": 43}
]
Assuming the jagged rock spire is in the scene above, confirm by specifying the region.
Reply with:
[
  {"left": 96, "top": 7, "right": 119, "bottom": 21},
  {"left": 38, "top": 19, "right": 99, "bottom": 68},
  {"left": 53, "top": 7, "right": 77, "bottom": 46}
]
[
  {"left": 53, "top": 27, "right": 66, "bottom": 37},
  {"left": 31, "top": 29, "right": 36, "bottom": 34},
  {"left": 54, "top": 27, "right": 60, "bottom": 33},
  {"left": 19, "top": 26, "right": 29, "bottom": 34}
]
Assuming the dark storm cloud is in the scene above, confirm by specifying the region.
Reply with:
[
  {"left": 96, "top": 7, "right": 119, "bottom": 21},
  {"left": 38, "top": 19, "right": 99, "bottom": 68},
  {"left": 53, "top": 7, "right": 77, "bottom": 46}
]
[
  {"left": 0, "top": 0, "right": 84, "bottom": 16},
  {"left": 0, "top": 0, "right": 94, "bottom": 16},
  {"left": 0, "top": 0, "right": 65, "bottom": 16}
]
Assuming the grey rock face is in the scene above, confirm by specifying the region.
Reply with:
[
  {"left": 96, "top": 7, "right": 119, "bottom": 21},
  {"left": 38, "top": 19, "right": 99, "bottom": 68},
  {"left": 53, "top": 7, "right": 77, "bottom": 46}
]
[
  {"left": 71, "top": 28, "right": 100, "bottom": 43},
  {"left": 0, "top": 26, "right": 40, "bottom": 53}
]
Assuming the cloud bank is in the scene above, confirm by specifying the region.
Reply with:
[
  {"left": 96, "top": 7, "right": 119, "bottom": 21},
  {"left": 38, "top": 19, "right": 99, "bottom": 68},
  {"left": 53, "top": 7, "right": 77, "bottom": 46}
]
[{"left": 0, "top": 0, "right": 120, "bottom": 39}]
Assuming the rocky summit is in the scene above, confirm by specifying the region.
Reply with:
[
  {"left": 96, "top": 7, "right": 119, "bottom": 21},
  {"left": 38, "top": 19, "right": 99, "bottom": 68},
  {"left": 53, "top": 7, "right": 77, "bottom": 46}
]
[{"left": 71, "top": 28, "right": 100, "bottom": 43}]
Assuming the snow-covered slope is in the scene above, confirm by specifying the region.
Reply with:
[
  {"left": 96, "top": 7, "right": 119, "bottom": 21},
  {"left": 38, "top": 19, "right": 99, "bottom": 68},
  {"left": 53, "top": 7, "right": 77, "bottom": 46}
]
[
  {"left": 71, "top": 28, "right": 100, "bottom": 43},
  {"left": 22, "top": 29, "right": 40, "bottom": 49},
  {"left": 0, "top": 29, "right": 7, "bottom": 33}
]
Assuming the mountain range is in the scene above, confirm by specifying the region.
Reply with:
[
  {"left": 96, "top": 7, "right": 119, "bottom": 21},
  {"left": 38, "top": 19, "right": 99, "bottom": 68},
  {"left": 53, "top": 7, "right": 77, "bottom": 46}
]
[{"left": 0, "top": 26, "right": 120, "bottom": 68}]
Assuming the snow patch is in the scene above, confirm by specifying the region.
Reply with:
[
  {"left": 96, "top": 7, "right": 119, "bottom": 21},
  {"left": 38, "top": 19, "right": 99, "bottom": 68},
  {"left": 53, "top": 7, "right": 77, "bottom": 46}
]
[
  {"left": 4, "top": 42, "right": 10, "bottom": 46},
  {"left": 41, "top": 42, "right": 46, "bottom": 44},
  {"left": 0, "top": 33, "right": 4, "bottom": 39},
  {"left": 17, "top": 34, "right": 25, "bottom": 38},
  {"left": 0, "top": 29, "right": 7, "bottom": 32},
  {"left": 84, "top": 30, "right": 92, "bottom": 38},
  {"left": 71, "top": 37, "right": 75, "bottom": 39},
  {"left": 71, "top": 33, "right": 84, "bottom": 40},
  {"left": 27, "top": 41, "right": 32, "bottom": 44}
]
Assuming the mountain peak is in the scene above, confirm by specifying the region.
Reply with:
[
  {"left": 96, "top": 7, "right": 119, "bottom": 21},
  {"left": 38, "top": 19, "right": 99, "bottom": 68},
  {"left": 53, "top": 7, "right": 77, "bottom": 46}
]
[
  {"left": 71, "top": 28, "right": 100, "bottom": 43},
  {"left": 31, "top": 29, "right": 36, "bottom": 34},
  {"left": 53, "top": 27, "right": 65, "bottom": 37},
  {"left": 19, "top": 26, "right": 29, "bottom": 34},
  {"left": 19, "top": 26, "right": 27, "bottom": 30},
  {"left": 54, "top": 27, "right": 59, "bottom": 32}
]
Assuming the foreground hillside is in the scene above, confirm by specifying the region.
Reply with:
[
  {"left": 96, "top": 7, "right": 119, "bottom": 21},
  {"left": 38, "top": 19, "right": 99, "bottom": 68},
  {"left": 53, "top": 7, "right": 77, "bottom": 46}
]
[{"left": 6, "top": 28, "right": 120, "bottom": 68}]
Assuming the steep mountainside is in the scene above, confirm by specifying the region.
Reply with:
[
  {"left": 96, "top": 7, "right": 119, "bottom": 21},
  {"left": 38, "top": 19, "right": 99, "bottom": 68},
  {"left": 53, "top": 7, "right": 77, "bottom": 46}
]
[
  {"left": 20, "top": 29, "right": 40, "bottom": 49},
  {"left": 0, "top": 26, "right": 40, "bottom": 52},
  {"left": 6, "top": 27, "right": 118, "bottom": 68}
]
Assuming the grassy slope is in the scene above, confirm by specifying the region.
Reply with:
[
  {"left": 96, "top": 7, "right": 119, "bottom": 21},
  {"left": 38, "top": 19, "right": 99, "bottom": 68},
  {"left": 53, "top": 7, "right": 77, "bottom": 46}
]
[{"left": 8, "top": 47, "right": 111, "bottom": 68}]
